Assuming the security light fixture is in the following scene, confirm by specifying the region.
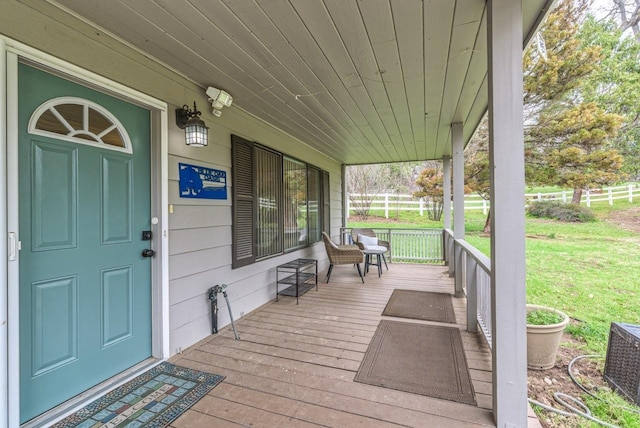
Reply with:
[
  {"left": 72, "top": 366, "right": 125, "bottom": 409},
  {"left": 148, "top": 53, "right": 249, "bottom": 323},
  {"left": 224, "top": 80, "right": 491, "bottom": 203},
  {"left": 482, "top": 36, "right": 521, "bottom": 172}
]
[
  {"left": 176, "top": 101, "right": 208, "bottom": 147},
  {"left": 206, "top": 86, "right": 233, "bottom": 117}
]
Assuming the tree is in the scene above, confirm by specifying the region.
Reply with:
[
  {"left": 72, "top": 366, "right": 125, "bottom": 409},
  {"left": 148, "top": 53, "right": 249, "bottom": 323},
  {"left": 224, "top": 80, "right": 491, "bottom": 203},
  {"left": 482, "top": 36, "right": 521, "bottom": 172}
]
[
  {"left": 346, "top": 162, "right": 422, "bottom": 219},
  {"left": 601, "top": 0, "right": 640, "bottom": 41},
  {"left": 523, "top": 0, "right": 626, "bottom": 201},
  {"left": 386, "top": 163, "right": 420, "bottom": 219},
  {"left": 527, "top": 102, "right": 624, "bottom": 202},
  {"left": 413, "top": 164, "right": 445, "bottom": 221},
  {"left": 462, "top": 0, "right": 626, "bottom": 233},
  {"left": 346, "top": 164, "right": 385, "bottom": 218},
  {"left": 523, "top": 0, "right": 601, "bottom": 117},
  {"left": 579, "top": 16, "right": 640, "bottom": 179},
  {"left": 464, "top": 119, "right": 492, "bottom": 233}
]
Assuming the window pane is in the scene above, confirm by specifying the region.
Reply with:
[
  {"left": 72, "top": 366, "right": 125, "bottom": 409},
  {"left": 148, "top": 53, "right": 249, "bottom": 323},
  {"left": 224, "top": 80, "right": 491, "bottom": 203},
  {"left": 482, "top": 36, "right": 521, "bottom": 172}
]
[
  {"left": 55, "top": 104, "right": 84, "bottom": 131},
  {"left": 255, "top": 147, "right": 282, "bottom": 258},
  {"left": 90, "top": 108, "right": 125, "bottom": 147},
  {"left": 307, "top": 167, "right": 321, "bottom": 243},
  {"left": 35, "top": 109, "right": 68, "bottom": 135},
  {"left": 284, "top": 157, "right": 307, "bottom": 250}
]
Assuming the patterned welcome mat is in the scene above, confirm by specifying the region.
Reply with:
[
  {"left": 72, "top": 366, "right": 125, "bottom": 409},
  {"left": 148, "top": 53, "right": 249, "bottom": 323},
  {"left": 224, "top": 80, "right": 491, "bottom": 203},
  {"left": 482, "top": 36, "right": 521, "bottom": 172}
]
[
  {"left": 52, "top": 362, "right": 225, "bottom": 428},
  {"left": 355, "top": 320, "right": 476, "bottom": 405},
  {"left": 382, "top": 289, "right": 456, "bottom": 323}
]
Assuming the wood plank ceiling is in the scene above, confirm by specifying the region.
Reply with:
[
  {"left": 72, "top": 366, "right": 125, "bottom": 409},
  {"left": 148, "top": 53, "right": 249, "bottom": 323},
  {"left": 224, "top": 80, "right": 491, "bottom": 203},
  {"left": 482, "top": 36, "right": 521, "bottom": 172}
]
[{"left": 50, "top": 0, "right": 553, "bottom": 165}]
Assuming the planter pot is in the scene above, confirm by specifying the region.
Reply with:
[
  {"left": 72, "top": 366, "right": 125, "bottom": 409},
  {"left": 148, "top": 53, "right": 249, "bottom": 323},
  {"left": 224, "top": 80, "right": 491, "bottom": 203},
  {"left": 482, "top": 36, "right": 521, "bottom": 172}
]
[{"left": 526, "top": 304, "right": 570, "bottom": 370}]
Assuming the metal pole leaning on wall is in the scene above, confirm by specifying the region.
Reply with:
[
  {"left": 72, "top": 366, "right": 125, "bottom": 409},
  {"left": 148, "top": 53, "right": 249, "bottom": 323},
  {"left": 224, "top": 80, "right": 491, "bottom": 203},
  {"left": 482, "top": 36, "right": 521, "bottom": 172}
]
[
  {"left": 208, "top": 287, "right": 219, "bottom": 334},
  {"left": 208, "top": 284, "right": 240, "bottom": 340}
]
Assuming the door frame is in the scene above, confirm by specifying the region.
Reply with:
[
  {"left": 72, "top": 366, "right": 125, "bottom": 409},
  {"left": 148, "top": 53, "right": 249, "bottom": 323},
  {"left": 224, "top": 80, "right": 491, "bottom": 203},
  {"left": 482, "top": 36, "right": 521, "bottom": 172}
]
[{"left": 1, "top": 37, "right": 170, "bottom": 428}]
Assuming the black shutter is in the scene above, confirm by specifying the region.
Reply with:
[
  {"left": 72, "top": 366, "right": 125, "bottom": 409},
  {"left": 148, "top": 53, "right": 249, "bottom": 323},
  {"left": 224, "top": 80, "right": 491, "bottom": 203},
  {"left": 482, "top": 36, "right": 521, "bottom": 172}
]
[
  {"left": 232, "top": 135, "right": 255, "bottom": 268},
  {"left": 322, "top": 170, "right": 330, "bottom": 234}
]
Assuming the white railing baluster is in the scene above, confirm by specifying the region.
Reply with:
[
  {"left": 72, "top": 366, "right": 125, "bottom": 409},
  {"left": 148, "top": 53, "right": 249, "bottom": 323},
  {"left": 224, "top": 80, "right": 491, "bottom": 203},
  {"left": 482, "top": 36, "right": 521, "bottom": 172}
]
[{"left": 466, "top": 255, "right": 477, "bottom": 333}]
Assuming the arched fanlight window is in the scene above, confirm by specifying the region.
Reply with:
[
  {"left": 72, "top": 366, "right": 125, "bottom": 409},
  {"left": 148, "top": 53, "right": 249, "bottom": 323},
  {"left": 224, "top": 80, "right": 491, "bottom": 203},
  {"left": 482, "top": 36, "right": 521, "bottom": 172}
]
[{"left": 28, "top": 97, "right": 133, "bottom": 154}]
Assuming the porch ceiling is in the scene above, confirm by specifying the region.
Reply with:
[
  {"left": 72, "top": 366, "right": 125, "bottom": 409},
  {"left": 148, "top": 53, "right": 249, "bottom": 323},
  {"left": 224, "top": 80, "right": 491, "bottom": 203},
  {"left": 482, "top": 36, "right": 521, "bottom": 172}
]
[{"left": 50, "top": 0, "right": 552, "bottom": 165}]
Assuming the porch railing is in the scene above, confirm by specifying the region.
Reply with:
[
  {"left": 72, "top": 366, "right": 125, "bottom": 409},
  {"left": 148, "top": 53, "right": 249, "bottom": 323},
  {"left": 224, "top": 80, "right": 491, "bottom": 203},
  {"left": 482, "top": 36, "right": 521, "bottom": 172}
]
[
  {"left": 339, "top": 227, "right": 492, "bottom": 348},
  {"left": 339, "top": 227, "right": 444, "bottom": 263},
  {"left": 444, "top": 229, "right": 493, "bottom": 349}
]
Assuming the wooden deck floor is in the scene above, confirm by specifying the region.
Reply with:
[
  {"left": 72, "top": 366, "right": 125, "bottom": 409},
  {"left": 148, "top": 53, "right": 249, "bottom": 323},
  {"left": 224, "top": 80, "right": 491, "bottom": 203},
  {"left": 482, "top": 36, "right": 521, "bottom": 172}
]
[{"left": 169, "top": 263, "right": 497, "bottom": 427}]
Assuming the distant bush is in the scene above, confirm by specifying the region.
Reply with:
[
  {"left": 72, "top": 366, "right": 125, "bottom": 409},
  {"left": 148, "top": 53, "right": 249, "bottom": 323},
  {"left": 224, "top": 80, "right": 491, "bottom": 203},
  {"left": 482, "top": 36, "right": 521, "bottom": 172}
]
[{"left": 527, "top": 201, "right": 595, "bottom": 222}]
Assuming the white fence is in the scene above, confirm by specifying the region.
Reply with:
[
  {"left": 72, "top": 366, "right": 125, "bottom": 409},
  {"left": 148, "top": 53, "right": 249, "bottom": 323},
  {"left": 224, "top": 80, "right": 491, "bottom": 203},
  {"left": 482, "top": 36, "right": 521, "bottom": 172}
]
[{"left": 348, "top": 184, "right": 640, "bottom": 217}]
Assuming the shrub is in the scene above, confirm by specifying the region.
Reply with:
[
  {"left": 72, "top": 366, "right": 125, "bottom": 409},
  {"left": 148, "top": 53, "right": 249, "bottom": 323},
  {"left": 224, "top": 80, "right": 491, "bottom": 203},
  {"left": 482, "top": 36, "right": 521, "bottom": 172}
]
[{"left": 527, "top": 201, "right": 595, "bottom": 222}]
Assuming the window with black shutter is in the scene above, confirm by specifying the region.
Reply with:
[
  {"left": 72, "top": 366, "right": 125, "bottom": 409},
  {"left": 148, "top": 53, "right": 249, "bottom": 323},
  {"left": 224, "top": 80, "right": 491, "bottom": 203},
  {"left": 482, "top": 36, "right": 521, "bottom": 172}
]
[{"left": 231, "top": 134, "right": 330, "bottom": 268}]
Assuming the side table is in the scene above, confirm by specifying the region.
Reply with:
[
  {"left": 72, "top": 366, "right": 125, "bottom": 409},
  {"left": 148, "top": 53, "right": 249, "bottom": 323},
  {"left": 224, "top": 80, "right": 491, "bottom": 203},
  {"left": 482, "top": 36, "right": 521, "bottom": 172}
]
[
  {"left": 276, "top": 258, "right": 318, "bottom": 304},
  {"left": 363, "top": 248, "right": 385, "bottom": 277}
]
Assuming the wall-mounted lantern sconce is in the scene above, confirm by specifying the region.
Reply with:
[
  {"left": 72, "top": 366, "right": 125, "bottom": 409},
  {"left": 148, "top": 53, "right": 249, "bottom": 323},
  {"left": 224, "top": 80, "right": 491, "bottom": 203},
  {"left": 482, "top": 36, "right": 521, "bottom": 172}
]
[{"left": 175, "top": 101, "right": 208, "bottom": 147}]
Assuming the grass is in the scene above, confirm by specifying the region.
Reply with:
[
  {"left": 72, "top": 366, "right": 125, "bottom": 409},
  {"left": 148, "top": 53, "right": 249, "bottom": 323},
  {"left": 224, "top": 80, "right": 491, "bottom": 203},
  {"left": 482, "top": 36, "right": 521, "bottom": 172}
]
[
  {"left": 353, "top": 210, "right": 444, "bottom": 227},
  {"left": 348, "top": 200, "right": 640, "bottom": 426}
]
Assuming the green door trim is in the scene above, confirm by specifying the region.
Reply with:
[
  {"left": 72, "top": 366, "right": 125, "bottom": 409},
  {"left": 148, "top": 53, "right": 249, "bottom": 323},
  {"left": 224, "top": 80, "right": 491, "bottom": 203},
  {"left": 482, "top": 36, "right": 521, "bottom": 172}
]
[{"left": 3, "top": 42, "right": 170, "bottom": 427}]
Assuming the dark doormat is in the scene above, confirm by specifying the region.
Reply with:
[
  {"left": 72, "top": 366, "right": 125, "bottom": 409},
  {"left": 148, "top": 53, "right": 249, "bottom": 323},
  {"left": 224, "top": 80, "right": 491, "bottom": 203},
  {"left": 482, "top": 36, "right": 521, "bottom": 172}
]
[
  {"left": 382, "top": 289, "right": 456, "bottom": 323},
  {"left": 51, "top": 362, "right": 224, "bottom": 428},
  {"left": 354, "top": 320, "right": 476, "bottom": 405}
]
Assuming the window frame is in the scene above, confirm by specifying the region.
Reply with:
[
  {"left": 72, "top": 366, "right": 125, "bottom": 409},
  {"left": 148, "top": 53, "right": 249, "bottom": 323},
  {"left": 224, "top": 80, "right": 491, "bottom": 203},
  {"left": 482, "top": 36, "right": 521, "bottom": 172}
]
[
  {"left": 28, "top": 96, "right": 133, "bottom": 154},
  {"left": 231, "top": 134, "right": 330, "bottom": 268}
]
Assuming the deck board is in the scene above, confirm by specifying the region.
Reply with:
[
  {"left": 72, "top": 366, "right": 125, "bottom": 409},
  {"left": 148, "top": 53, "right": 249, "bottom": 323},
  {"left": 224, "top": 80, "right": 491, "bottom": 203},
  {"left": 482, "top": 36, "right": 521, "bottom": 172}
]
[{"left": 171, "top": 263, "right": 497, "bottom": 427}]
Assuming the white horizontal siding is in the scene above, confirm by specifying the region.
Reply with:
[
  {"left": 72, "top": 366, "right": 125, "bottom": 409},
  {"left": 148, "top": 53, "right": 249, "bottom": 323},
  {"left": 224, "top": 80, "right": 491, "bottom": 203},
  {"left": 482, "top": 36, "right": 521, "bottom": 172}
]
[
  {"left": 169, "top": 226, "right": 231, "bottom": 256},
  {"left": 169, "top": 205, "right": 231, "bottom": 230}
]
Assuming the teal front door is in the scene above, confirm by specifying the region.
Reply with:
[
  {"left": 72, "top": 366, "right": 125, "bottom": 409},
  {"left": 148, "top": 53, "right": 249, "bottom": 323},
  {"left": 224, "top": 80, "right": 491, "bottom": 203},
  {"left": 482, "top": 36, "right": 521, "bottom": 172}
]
[{"left": 18, "top": 63, "right": 153, "bottom": 423}]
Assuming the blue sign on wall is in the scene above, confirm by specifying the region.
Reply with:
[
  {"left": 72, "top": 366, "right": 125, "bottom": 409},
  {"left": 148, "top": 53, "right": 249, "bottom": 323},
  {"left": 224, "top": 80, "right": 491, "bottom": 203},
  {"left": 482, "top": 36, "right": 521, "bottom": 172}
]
[{"left": 179, "top": 163, "right": 227, "bottom": 200}]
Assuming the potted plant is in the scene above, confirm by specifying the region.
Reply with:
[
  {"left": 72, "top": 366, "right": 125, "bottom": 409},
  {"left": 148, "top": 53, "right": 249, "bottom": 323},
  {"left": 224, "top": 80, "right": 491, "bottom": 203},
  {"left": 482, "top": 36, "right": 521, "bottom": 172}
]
[{"left": 526, "top": 304, "right": 570, "bottom": 370}]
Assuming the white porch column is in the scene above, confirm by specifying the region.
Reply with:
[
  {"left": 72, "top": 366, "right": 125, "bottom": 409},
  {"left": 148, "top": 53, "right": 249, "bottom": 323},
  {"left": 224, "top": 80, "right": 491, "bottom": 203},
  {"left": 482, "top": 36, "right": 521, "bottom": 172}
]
[
  {"left": 488, "top": 0, "right": 527, "bottom": 426},
  {"left": 442, "top": 156, "right": 451, "bottom": 231},
  {"left": 442, "top": 156, "right": 452, "bottom": 266},
  {"left": 452, "top": 123, "right": 465, "bottom": 296},
  {"left": 341, "top": 163, "right": 347, "bottom": 235}
]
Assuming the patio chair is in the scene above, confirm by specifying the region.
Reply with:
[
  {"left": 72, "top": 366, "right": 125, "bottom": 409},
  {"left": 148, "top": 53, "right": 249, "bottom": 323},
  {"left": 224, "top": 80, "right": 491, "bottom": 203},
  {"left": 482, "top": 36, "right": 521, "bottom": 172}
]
[
  {"left": 351, "top": 228, "right": 390, "bottom": 252},
  {"left": 321, "top": 232, "right": 365, "bottom": 283},
  {"left": 351, "top": 228, "right": 390, "bottom": 269}
]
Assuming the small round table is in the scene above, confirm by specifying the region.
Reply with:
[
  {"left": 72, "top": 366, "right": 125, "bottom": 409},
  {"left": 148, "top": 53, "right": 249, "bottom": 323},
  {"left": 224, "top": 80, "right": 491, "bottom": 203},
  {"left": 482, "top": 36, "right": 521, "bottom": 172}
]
[{"left": 363, "top": 246, "right": 387, "bottom": 277}]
